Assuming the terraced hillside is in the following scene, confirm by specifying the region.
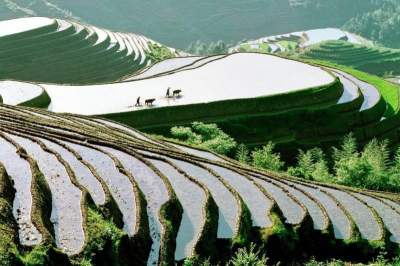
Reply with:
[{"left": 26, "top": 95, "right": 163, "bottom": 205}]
[
  {"left": 0, "top": 104, "right": 399, "bottom": 265},
  {"left": 2, "top": 18, "right": 399, "bottom": 152},
  {"left": 16, "top": 51, "right": 396, "bottom": 153},
  {"left": 301, "top": 40, "right": 400, "bottom": 76},
  {"left": 230, "top": 28, "right": 373, "bottom": 54},
  {"left": 0, "top": 17, "right": 182, "bottom": 84}
]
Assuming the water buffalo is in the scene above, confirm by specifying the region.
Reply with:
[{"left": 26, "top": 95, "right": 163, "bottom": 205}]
[
  {"left": 145, "top": 98, "right": 156, "bottom": 106},
  {"left": 173, "top": 89, "right": 182, "bottom": 97}
]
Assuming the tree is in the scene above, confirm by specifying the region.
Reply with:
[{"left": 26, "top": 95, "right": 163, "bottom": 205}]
[
  {"left": 343, "top": 1, "right": 400, "bottom": 48},
  {"left": 251, "top": 142, "right": 284, "bottom": 171},
  {"left": 236, "top": 144, "right": 250, "bottom": 164},
  {"left": 333, "top": 134, "right": 371, "bottom": 187},
  {"left": 388, "top": 147, "right": 400, "bottom": 191},
  {"left": 228, "top": 244, "right": 268, "bottom": 266},
  {"left": 288, "top": 148, "right": 332, "bottom": 182}
]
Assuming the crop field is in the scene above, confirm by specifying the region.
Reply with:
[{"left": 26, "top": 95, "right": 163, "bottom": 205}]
[
  {"left": 0, "top": 18, "right": 400, "bottom": 151},
  {"left": 0, "top": 17, "right": 181, "bottom": 84},
  {"left": 42, "top": 53, "right": 335, "bottom": 115},
  {"left": 300, "top": 40, "right": 400, "bottom": 76},
  {"left": 0, "top": 16, "right": 400, "bottom": 265},
  {"left": 2, "top": 36, "right": 399, "bottom": 152},
  {"left": 0, "top": 104, "right": 399, "bottom": 265},
  {"left": 31, "top": 51, "right": 400, "bottom": 152},
  {"left": 230, "top": 28, "right": 373, "bottom": 54}
]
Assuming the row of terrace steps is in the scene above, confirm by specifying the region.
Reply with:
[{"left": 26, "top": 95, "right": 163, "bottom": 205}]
[{"left": 0, "top": 104, "right": 399, "bottom": 264}]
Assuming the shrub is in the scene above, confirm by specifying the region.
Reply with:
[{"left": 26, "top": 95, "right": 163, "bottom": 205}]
[
  {"left": 183, "top": 256, "right": 212, "bottom": 266},
  {"left": 235, "top": 144, "right": 250, "bottom": 164},
  {"left": 171, "top": 122, "right": 237, "bottom": 155},
  {"left": 332, "top": 133, "right": 370, "bottom": 187},
  {"left": 227, "top": 244, "right": 268, "bottom": 266},
  {"left": 251, "top": 142, "right": 284, "bottom": 172},
  {"left": 287, "top": 148, "right": 332, "bottom": 182},
  {"left": 332, "top": 135, "right": 400, "bottom": 191},
  {"left": 148, "top": 43, "right": 175, "bottom": 62},
  {"left": 171, "top": 125, "right": 202, "bottom": 144},
  {"left": 387, "top": 147, "right": 400, "bottom": 191},
  {"left": 304, "top": 254, "right": 400, "bottom": 266},
  {"left": 304, "top": 258, "right": 345, "bottom": 266}
]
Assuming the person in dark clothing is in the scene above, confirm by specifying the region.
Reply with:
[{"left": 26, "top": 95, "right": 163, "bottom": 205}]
[
  {"left": 166, "top": 87, "right": 171, "bottom": 98},
  {"left": 135, "top": 96, "right": 141, "bottom": 107}
]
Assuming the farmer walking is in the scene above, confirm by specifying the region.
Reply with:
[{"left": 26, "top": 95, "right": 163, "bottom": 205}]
[
  {"left": 166, "top": 87, "right": 171, "bottom": 98},
  {"left": 135, "top": 96, "right": 141, "bottom": 107}
]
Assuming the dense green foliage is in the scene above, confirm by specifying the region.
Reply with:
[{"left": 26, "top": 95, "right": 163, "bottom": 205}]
[
  {"left": 183, "top": 245, "right": 268, "bottom": 266},
  {"left": 183, "top": 245, "right": 400, "bottom": 265},
  {"left": 289, "top": 134, "right": 400, "bottom": 192},
  {"left": 343, "top": 0, "right": 400, "bottom": 48},
  {"left": 305, "top": 255, "right": 400, "bottom": 266},
  {"left": 251, "top": 142, "right": 284, "bottom": 172},
  {"left": 248, "top": 134, "right": 400, "bottom": 193},
  {"left": 171, "top": 123, "right": 400, "bottom": 193},
  {"left": 171, "top": 122, "right": 237, "bottom": 155},
  {"left": 147, "top": 43, "right": 176, "bottom": 62},
  {"left": 226, "top": 244, "right": 268, "bottom": 266}
]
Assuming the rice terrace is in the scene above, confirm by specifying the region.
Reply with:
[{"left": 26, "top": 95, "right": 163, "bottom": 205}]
[{"left": 1, "top": 1, "right": 400, "bottom": 265}]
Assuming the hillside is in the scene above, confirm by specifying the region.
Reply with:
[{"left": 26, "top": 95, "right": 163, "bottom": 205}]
[
  {"left": 230, "top": 29, "right": 400, "bottom": 78},
  {"left": 300, "top": 40, "right": 400, "bottom": 76},
  {"left": 230, "top": 28, "right": 373, "bottom": 54},
  {"left": 24, "top": 52, "right": 397, "bottom": 154},
  {"left": 0, "top": 104, "right": 399, "bottom": 265},
  {"left": 0, "top": 14, "right": 400, "bottom": 265},
  {"left": 0, "top": 0, "right": 384, "bottom": 48},
  {"left": 2, "top": 18, "right": 399, "bottom": 153},
  {"left": 343, "top": 0, "right": 400, "bottom": 48},
  {"left": 0, "top": 17, "right": 182, "bottom": 84}
]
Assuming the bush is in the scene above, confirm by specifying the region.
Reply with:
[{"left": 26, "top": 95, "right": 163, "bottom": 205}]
[
  {"left": 183, "top": 256, "right": 212, "bottom": 266},
  {"left": 288, "top": 148, "right": 332, "bottom": 182},
  {"left": 332, "top": 133, "right": 370, "bottom": 187},
  {"left": 332, "top": 135, "right": 400, "bottom": 191},
  {"left": 387, "top": 148, "right": 400, "bottom": 190},
  {"left": 170, "top": 123, "right": 400, "bottom": 192},
  {"left": 235, "top": 144, "right": 250, "bottom": 164},
  {"left": 251, "top": 142, "right": 284, "bottom": 172},
  {"left": 171, "top": 122, "right": 237, "bottom": 155},
  {"left": 171, "top": 125, "right": 202, "bottom": 144},
  {"left": 304, "top": 254, "right": 400, "bottom": 266},
  {"left": 305, "top": 258, "right": 345, "bottom": 266},
  {"left": 227, "top": 244, "right": 268, "bottom": 266},
  {"left": 148, "top": 43, "right": 175, "bottom": 62}
]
